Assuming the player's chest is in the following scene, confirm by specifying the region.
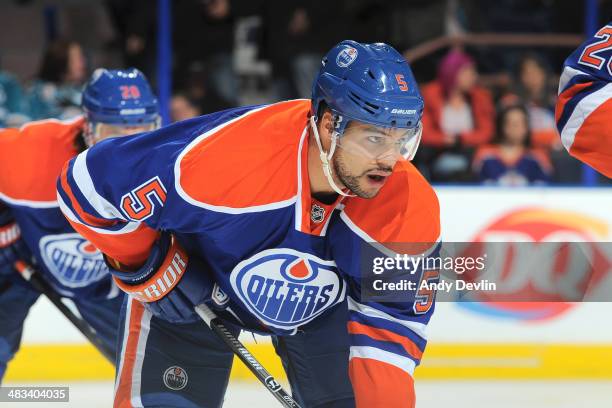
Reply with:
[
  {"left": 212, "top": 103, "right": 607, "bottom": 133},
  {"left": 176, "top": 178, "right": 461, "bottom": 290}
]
[{"left": 179, "top": 208, "right": 347, "bottom": 331}]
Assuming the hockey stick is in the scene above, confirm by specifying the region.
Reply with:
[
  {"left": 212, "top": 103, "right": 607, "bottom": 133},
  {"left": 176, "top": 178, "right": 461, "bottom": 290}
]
[
  {"left": 195, "top": 304, "right": 302, "bottom": 408},
  {"left": 14, "top": 260, "right": 115, "bottom": 364}
]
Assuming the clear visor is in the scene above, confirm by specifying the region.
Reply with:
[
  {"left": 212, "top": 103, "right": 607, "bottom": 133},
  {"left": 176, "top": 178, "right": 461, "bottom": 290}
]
[
  {"left": 336, "top": 121, "right": 422, "bottom": 161},
  {"left": 87, "top": 121, "right": 160, "bottom": 146}
]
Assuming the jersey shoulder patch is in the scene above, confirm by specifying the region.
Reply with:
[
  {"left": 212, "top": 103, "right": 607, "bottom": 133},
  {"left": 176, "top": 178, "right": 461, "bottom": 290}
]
[{"left": 176, "top": 100, "right": 311, "bottom": 210}]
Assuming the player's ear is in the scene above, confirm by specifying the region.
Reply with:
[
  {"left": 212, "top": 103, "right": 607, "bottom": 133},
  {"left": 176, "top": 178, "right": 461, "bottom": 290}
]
[{"left": 318, "top": 110, "right": 335, "bottom": 146}]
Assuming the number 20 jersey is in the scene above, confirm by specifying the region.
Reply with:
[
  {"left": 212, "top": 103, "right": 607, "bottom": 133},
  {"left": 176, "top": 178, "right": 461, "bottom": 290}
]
[{"left": 556, "top": 22, "right": 612, "bottom": 177}]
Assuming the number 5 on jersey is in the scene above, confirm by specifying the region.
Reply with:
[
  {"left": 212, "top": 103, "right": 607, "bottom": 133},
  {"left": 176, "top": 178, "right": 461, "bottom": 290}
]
[
  {"left": 413, "top": 269, "right": 439, "bottom": 314},
  {"left": 121, "top": 176, "right": 167, "bottom": 221}
]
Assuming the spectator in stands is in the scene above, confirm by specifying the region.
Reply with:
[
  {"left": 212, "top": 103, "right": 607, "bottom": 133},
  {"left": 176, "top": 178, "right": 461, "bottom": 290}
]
[
  {"left": 170, "top": 92, "right": 202, "bottom": 123},
  {"left": 0, "top": 63, "right": 29, "bottom": 127},
  {"left": 500, "top": 53, "right": 559, "bottom": 148},
  {"left": 173, "top": 64, "right": 234, "bottom": 115},
  {"left": 259, "top": 0, "right": 345, "bottom": 100},
  {"left": 418, "top": 48, "right": 495, "bottom": 182},
  {"left": 105, "top": 0, "right": 157, "bottom": 84},
  {"left": 473, "top": 104, "right": 551, "bottom": 185},
  {"left": 173, "top": 0, "right": 244, "bottom": 108},
  {"left": 27, "top": 39, "right": 86, "bottom": 120}
]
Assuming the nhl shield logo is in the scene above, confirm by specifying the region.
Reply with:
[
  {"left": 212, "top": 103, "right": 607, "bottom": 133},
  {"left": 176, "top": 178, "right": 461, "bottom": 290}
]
[
  {"left": 230, "top": 249, "right": 346, "bottom": 330},
  {"left": 311, "top": 204, "right": 325, "bottom": 223},
  {"left": 39, "top": 233, "right": 108, "bottom": 288},
  {"left": 163, "top": 366, "right": 188, "bottom": 391}
]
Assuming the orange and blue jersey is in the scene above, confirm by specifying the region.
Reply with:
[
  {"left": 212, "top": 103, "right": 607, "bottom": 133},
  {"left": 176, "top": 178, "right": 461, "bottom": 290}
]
[
  {"left": 556, "top": 22, "right": 612, "bottom": 178},
  {"left": 0, "top": 117, "right": 115, "bottom": 297},
  {"left": 57, "top": 99, "right": 441, "bottom": 406}
]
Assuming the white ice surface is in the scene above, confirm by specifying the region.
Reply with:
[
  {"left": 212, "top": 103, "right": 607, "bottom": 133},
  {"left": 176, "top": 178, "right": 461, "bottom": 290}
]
[{"left": 3, "top": 380, "right": 611, "bottom": 407}]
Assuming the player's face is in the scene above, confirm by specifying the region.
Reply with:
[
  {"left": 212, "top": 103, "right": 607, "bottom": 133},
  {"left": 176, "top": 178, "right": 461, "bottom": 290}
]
[
  {"left": 333, "top": 122, "right": 415, "bottom": 198},
  {"left": 92, "top": 122, "right": 158, "bottom": 144}
]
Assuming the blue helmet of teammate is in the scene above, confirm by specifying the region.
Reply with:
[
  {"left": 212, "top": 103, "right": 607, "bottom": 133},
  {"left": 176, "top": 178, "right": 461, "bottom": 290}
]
[
  {"left": 311, "top": 40, "right": 423, "bottom": 135},
  {"left": 82, "top": 68, "right": 159, "bottom": 127}
]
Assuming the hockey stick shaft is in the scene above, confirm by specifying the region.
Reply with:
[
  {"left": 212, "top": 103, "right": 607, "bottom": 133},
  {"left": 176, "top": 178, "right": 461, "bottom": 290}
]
[
  {"left": 14, "top": 260, "right": 115, "bottom": 364},
  {"left": 195, "top": 304, "right": 302, "bottom": 408}
]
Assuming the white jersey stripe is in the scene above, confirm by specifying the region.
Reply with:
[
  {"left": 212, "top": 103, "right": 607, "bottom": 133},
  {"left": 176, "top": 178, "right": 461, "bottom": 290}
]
[
  {"left": 130, "top": 305, "right": 152, "bottom": 407},
  {"left": 558, "top": 66, "right": 589, "bottom": 94},
  {"left": 339, "top": 211, "right": 441, "bottom": 259},
  {"left": 114, "top": 296, "right": 133, "bottom": 398},
  {"left": 0, "top": 190, "right": 58, "bottom": 208},
  {"left": 294, "top": 125, "right": 308, "bottom": 232},
  {"left": 57, "top": 193, "right": 140, "bottom": 235},
  {"left": 560, "top": 83, "right": 612, "bottom": 151},
  {"left": 18, "top": 115, "right": 83, "bottom": 132},
  {"left": 72, "top": 151, "right": 126, "bottom": 221},
  {"left": 347, "top": 296, "right": 428, "bottom": 340},
  {"left": 349, "top": 346, "right": 416, "bottom": 375}
]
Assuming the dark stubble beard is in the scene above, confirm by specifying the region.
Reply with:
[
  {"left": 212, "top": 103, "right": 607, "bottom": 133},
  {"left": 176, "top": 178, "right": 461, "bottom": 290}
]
[{"left": 333, "top": 152, "right": 380, "bottom": 199}]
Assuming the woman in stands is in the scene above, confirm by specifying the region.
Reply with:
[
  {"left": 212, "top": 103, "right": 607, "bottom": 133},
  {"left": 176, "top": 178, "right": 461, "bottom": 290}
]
[{"left": 473, "top": 104, "right": 552, "bottom": 185}]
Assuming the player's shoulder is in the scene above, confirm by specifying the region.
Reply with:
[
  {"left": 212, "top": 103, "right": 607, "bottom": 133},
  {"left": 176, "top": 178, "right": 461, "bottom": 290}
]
[
  {"left": 1, "top": 115, "right": 83, "bottom": 147},
  {"left": 0, "top": 116, "right": 82, "bottom": 205},
  {"left": 561, "top": 22, "right": 612, "bottom": 84},
  {"left": 79, "top": 100, "right": 311, "bottom": 213},
  {"left": 175, "top": 99, "right": 311, "bottom": 209},
  {"left": 342, "top": 160, "right": 440, "bottom": 244}
]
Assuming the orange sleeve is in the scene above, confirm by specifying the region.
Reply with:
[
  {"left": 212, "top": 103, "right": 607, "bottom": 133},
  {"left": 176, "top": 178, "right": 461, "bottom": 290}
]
[
  {"left": 58, "top": 155, "right": 158, "bottom": 268},
  {"left": 557, "top": 94, "right": 612, "bottom": 178},
  {"left": 350, "top": 358, "right": 416, "bottom": 408}
]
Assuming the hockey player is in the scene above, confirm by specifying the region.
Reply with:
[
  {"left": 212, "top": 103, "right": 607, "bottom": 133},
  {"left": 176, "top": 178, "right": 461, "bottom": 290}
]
[
  {"left": 58, "top": 41, "right": 441, "bottom": 407},
  {"left": 556, "top": 21, "right": 612, "bottom": 178},
  {"left": 0, "top": 68, "right": 160, "bottom": 381}
]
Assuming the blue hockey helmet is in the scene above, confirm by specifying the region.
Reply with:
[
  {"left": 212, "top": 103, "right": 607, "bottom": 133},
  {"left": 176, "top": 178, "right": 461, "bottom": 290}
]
[
  {"left": 82, "top": 68, "right": 159, "bottom": 125},
  {"left": 309, "top": 41, "right": 424, "bottom": 196},
  {"left": 311, "top": 40, "right": 423, "bottom": 135}
]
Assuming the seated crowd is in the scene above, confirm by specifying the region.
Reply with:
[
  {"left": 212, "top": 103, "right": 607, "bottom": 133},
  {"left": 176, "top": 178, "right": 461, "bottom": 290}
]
[{"left": 0, "top": 40, "right": 602, "bottom": 185}]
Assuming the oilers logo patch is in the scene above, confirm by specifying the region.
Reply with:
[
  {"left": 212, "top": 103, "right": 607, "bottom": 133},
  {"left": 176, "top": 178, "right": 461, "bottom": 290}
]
[
  {"left": 230, "top": 249, "right": 345, "bottom": 330},
  {"left": 163, "top": 366, "right": 188, "bottom": 391},
  {"left": 39, "top": 233, "right": 108, "bottom": 288},
  {"left": 336, "top": 46, "right": 358, "bottom": 67}
]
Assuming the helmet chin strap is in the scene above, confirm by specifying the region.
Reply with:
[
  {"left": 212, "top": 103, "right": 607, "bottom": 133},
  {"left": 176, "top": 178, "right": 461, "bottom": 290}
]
[
  {"left": 309, "top": 115, "right": 355, "bottom": 197},
  {"left": 83, "top": 121, "right": 97, "bottom": 148}
]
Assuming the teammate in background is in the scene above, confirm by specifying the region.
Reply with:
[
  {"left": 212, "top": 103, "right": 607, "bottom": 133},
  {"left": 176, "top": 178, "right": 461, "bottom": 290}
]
[
  {"left": 555, "top": 21, "right": 612, "bottom": 178},
  {"left": 58, "top": 41, "right": 440, "bottom": 407},
  {"left": 0, "top": 68, "right": 160, "bottom": 381}
]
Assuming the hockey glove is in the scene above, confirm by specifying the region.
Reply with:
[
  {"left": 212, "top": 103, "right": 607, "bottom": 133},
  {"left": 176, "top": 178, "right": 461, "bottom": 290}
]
[
  {"left": 107, "top": 231, "right": 213, "bottom": 323},
  {"left": 0, "top": 208, "right": 31, "bottom": 276}
]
